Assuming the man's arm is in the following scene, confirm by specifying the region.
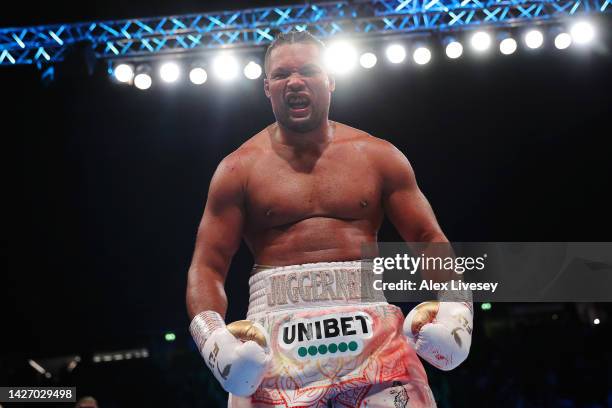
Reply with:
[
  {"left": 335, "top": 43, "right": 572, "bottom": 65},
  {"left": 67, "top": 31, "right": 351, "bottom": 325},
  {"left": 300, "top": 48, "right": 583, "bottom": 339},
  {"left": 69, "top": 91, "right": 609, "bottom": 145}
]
[
  {"left": 376, "top": 140, "right": 452, "bottom": 282},
  {"left": 186, "top": 152, "right": 246, "bottom": 320},
  {"left": 374, "top": 139, "right": 473, "bottom": 371},
  {"left": 379, "top": 141, "right": 446, "bottom": 244},
  {"left": 186, "top": 152, "right": 271, "bottom": 397}
]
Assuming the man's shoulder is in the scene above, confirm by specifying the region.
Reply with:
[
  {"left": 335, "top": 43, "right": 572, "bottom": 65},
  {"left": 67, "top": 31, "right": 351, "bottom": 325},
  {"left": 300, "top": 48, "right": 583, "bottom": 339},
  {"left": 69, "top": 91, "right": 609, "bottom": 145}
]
[
  {"left": 221, "top": 125, "right": 271, "bottom": 167},
  {"left": 334, "top": 121, "right": 400, "bottom": 156},
  {"left": 335, "top": 123, "right": 413, "bottom": 186},
  {"left": 212, "top": 127, "right": 271, "bottom": 190},
  {"left": 241, "top": 125, "right": 272, "bottom": 149}
]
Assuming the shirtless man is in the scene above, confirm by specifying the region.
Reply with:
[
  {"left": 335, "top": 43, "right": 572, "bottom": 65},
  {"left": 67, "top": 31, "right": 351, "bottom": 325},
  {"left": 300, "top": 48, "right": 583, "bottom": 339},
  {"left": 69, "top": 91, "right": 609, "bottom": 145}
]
[{"left": 186, "top": 31, "right": 473, "bottom": 408}]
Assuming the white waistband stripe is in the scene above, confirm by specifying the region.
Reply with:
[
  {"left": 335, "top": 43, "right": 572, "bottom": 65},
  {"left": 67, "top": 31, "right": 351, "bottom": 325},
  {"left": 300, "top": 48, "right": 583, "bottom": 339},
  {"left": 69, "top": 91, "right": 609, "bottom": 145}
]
[{"left": 247, "top": 261, "right": 387, "bottom": 319}]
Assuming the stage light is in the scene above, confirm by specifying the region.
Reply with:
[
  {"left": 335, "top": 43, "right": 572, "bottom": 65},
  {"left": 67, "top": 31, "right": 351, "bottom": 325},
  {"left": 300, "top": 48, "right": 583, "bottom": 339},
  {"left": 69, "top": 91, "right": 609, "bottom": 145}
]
[
  {"left": 445, "top": 41, "right": 463, "bottom": 59},
  {"left": 359, "top": 52, "right": 377, "bottom": 69},
  {"left": 554, "top": 32, "right": 572, "bottom": 49},
  {"left": 114, "top": 63, "right": 133, "bottom": 83},
  {"left": 570, "top": 21, "right": 595, "bottom": 45},
  {"left": 497, "top": 32, "right": 515, "bottom": 54},
  {"left": 325, "top": 41, "right": 357, "bottom": 73},
  {"left": 134, "top": 73, "right": 152, "bottom": 90},
  {"left": 213, "top": 54, "right": 239, "bottom": 81},
  {"left": 524, "top": 29, "right": 544, "bottom": 49},
  {"left": 189, "top": 67, "right": 207, "bottom": 85},
  {"left": 413, "top": 46, "right": 431, "bottom": 65},
  {"left": 386, "top": 44, "right": 406, "bottom": 64},
  {"left": 244, "top": 61, "right": 263, "bottom": 79},
  {"left": 165, "top": 332, "right": 176, "bottom": 342},
  {"left": 594, "top": 318, "right": 600, "bottom": 325},
  {"left": 159, "top": 62, "right": 180, "bottom": 83},
  {"left": 471, "top": 31, "right": 491, "bottom": 52},
  {"left": 499, "top": 38, "right": 517, "bottom": 55},
  {"left": 481, "top": 303, "right": 492, "bottom": 311}
]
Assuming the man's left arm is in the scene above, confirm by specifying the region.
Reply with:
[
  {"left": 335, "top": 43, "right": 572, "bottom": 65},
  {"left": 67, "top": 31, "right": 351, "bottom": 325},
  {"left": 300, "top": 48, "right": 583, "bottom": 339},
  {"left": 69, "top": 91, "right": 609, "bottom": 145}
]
[
  {"left": 380, "top": 147, "right": 443, "bottom": 243},
  {"left": 376, "top": 139, "right": 473, "bottom": 371},
  {"left": 378, "top": 140, "right": 452, "bottom": 281}
]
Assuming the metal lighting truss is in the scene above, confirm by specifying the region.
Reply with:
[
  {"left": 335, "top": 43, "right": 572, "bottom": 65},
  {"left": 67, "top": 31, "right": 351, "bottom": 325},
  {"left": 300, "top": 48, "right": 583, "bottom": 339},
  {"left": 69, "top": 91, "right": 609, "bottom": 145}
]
[{"left": 1, "top": 0, "right": 610, "bottom": 67}]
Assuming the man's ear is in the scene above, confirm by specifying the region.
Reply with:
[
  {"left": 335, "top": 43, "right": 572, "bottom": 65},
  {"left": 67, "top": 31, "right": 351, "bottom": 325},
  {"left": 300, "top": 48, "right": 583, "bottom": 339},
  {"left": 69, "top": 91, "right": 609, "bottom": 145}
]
[
  {"left": 264, "top": 78, "right": 271, "bottom": 98},
  {"left": 328, "top": 75, "right": 336, "bottom": 92}
]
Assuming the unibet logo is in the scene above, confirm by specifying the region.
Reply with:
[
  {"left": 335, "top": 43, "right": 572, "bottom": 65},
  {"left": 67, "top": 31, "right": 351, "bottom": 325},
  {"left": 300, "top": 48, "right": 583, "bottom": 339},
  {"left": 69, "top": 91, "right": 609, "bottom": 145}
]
[{"left": 278, "top": 312, "right": 373, "bottom": 359}]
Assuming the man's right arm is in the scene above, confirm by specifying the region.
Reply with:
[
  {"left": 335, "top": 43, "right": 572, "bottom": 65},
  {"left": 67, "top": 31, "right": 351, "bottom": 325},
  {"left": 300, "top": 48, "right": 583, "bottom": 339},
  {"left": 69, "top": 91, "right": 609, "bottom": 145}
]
[
  {"left": 186, "top": 152, "right": 246, "bottom": 320},
  {"left": 186, "top": 152, "right": 271, "bottom": 397}
]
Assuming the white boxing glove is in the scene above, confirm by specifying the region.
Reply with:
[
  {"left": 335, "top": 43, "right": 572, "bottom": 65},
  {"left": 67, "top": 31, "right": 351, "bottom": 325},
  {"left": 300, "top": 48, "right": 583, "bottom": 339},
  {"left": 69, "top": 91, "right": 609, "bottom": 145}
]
[
  {"left": 403, "top": 301, "right": 473, "bottom": 371},
  {"left": 190, "top": 311, "right": 271, "bottom": 396}
]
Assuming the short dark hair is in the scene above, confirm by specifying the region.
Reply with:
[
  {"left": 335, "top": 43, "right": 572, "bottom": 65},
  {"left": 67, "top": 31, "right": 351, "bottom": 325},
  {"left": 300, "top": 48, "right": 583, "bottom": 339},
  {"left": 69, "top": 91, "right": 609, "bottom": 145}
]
[{"left": 264, "top": 31, "right": 326, "bottom": 76}]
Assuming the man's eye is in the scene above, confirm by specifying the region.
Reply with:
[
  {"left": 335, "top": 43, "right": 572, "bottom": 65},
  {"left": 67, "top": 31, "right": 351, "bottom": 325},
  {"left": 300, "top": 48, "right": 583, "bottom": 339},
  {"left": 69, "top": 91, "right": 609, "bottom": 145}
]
[
  {"left": 273, "top": 73, "right": 288, "bottom": 79},
  {"left": 301, "top": 69, "right": 318, "bottom": 76}
]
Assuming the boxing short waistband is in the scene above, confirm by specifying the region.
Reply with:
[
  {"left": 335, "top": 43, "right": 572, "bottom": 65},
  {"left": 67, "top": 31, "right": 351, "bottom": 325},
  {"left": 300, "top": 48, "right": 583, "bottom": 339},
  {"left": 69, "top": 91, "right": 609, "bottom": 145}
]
[{"left": 247, "top": 261, "right": 387, "bottom": 319}]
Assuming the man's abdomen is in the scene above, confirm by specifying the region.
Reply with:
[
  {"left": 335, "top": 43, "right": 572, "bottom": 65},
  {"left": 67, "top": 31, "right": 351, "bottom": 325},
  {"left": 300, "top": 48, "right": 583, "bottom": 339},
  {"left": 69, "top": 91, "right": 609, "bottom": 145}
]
[{"left": 248, "top": 217, "right": 378, "bottom": 267}]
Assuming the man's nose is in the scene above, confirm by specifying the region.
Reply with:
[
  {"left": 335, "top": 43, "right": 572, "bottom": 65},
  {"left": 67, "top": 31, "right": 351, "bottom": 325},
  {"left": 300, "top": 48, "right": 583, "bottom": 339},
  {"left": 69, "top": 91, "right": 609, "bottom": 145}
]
[{"left": 286, "top": 74, "right": 306, "bottom": 90}]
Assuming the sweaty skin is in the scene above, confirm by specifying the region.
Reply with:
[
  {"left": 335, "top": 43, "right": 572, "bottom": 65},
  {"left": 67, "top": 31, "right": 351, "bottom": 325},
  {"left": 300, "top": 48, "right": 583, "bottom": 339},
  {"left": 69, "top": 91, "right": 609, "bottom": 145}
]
[{"left": 186, "top": 43, "right": 448, "bottom": 320}]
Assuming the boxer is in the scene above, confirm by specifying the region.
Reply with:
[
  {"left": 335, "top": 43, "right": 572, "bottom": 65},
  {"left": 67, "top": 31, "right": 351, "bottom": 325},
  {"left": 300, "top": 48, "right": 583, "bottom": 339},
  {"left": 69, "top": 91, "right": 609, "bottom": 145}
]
[{"left": 187, "top": 31, "right": 473, "bottom": 407}]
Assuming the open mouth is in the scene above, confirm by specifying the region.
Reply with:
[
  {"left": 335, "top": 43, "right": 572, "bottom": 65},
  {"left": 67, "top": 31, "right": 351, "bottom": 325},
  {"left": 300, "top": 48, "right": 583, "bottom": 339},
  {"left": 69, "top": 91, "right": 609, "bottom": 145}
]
[{"left": 286, "top": 95, "right": 311, "bottom": 111}]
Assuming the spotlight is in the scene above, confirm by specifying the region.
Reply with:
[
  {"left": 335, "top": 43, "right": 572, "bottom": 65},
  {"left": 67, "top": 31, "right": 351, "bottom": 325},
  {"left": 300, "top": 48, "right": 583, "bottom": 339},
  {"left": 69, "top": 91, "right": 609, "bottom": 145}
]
[
  {"left": 445, "top": 41, "right": 463, "bottom": 59},
  {"left": 554, "top": 32, "right": 572, "bottom": 50},
  {"left": 113, "top": 63, "right": 134, "bottom": 83},
  {"left": 594, "top": 318, "right": 600, "bottom": 325},
  {"left": 213, "top": 54, "right": 239, "bottom": 81},
  {"left": 159, "top": 62, "right": 180, "bottom": 83},
  {"left": 570, "top": 21, "right": 595, "bottom": 45},
  {"left": 134, "top": 65, "right": 152, "bottom": 90},
  {"left": 243, "top": 61, "right": 263, "bottom": 79},
  {"left": 524, "top": 29, "right": 544, "bottom": 49},
  {"left": 413, "top": 46, "right": 431, "bottom": 65},
  {"left": 189, "top": 67, "right": 208, "bottom": 85},
  {"left": 499, "top": 38, "right": 517, "bottom": 55},
  {"left": 385, "top": 44, "right": 406, "bottom": 64},
  {"left": 134, "top": 73, "right": 152, "bottom": 90},
  {"left": 359, "top": 52, "right": 377, "bottom": 69},
  {"left": 325, "top": 41, "right": 357, "bottom": 74},
  {"left": 471, "top": 31, "right": 491, "bottom": 52}
]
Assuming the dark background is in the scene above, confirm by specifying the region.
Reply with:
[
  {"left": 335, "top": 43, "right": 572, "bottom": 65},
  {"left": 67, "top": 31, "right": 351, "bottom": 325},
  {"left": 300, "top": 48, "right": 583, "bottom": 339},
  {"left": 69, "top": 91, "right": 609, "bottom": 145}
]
[{"left": 1, "top": 1, "right": 611, "bottom": 407}]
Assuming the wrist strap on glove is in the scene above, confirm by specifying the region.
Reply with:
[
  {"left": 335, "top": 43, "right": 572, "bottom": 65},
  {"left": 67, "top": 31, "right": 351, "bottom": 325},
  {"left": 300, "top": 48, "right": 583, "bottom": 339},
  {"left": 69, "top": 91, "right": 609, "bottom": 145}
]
[{"left": 190, "top": 310, "right": 225, "bottom": 351}]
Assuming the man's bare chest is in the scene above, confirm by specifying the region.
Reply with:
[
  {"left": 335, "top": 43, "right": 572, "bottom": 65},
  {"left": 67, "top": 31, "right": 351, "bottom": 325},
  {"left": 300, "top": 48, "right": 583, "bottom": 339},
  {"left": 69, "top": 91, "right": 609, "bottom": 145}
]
[{"left": 245, "top": 155, "right": 381, "bottom": 226}]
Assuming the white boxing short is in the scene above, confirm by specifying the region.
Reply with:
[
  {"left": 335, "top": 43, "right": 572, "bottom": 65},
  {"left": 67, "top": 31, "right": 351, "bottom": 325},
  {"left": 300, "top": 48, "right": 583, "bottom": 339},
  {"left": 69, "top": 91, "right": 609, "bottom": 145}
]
[{"left": 228, "top": 261, "right": 437, "bottom": 408}]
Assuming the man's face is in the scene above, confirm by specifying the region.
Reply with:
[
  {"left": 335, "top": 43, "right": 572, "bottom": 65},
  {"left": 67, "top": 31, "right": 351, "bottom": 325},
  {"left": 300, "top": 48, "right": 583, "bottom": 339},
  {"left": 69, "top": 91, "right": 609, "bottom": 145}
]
[{"left": 264, "top": 43, "right": 335, "bottom": 133}]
